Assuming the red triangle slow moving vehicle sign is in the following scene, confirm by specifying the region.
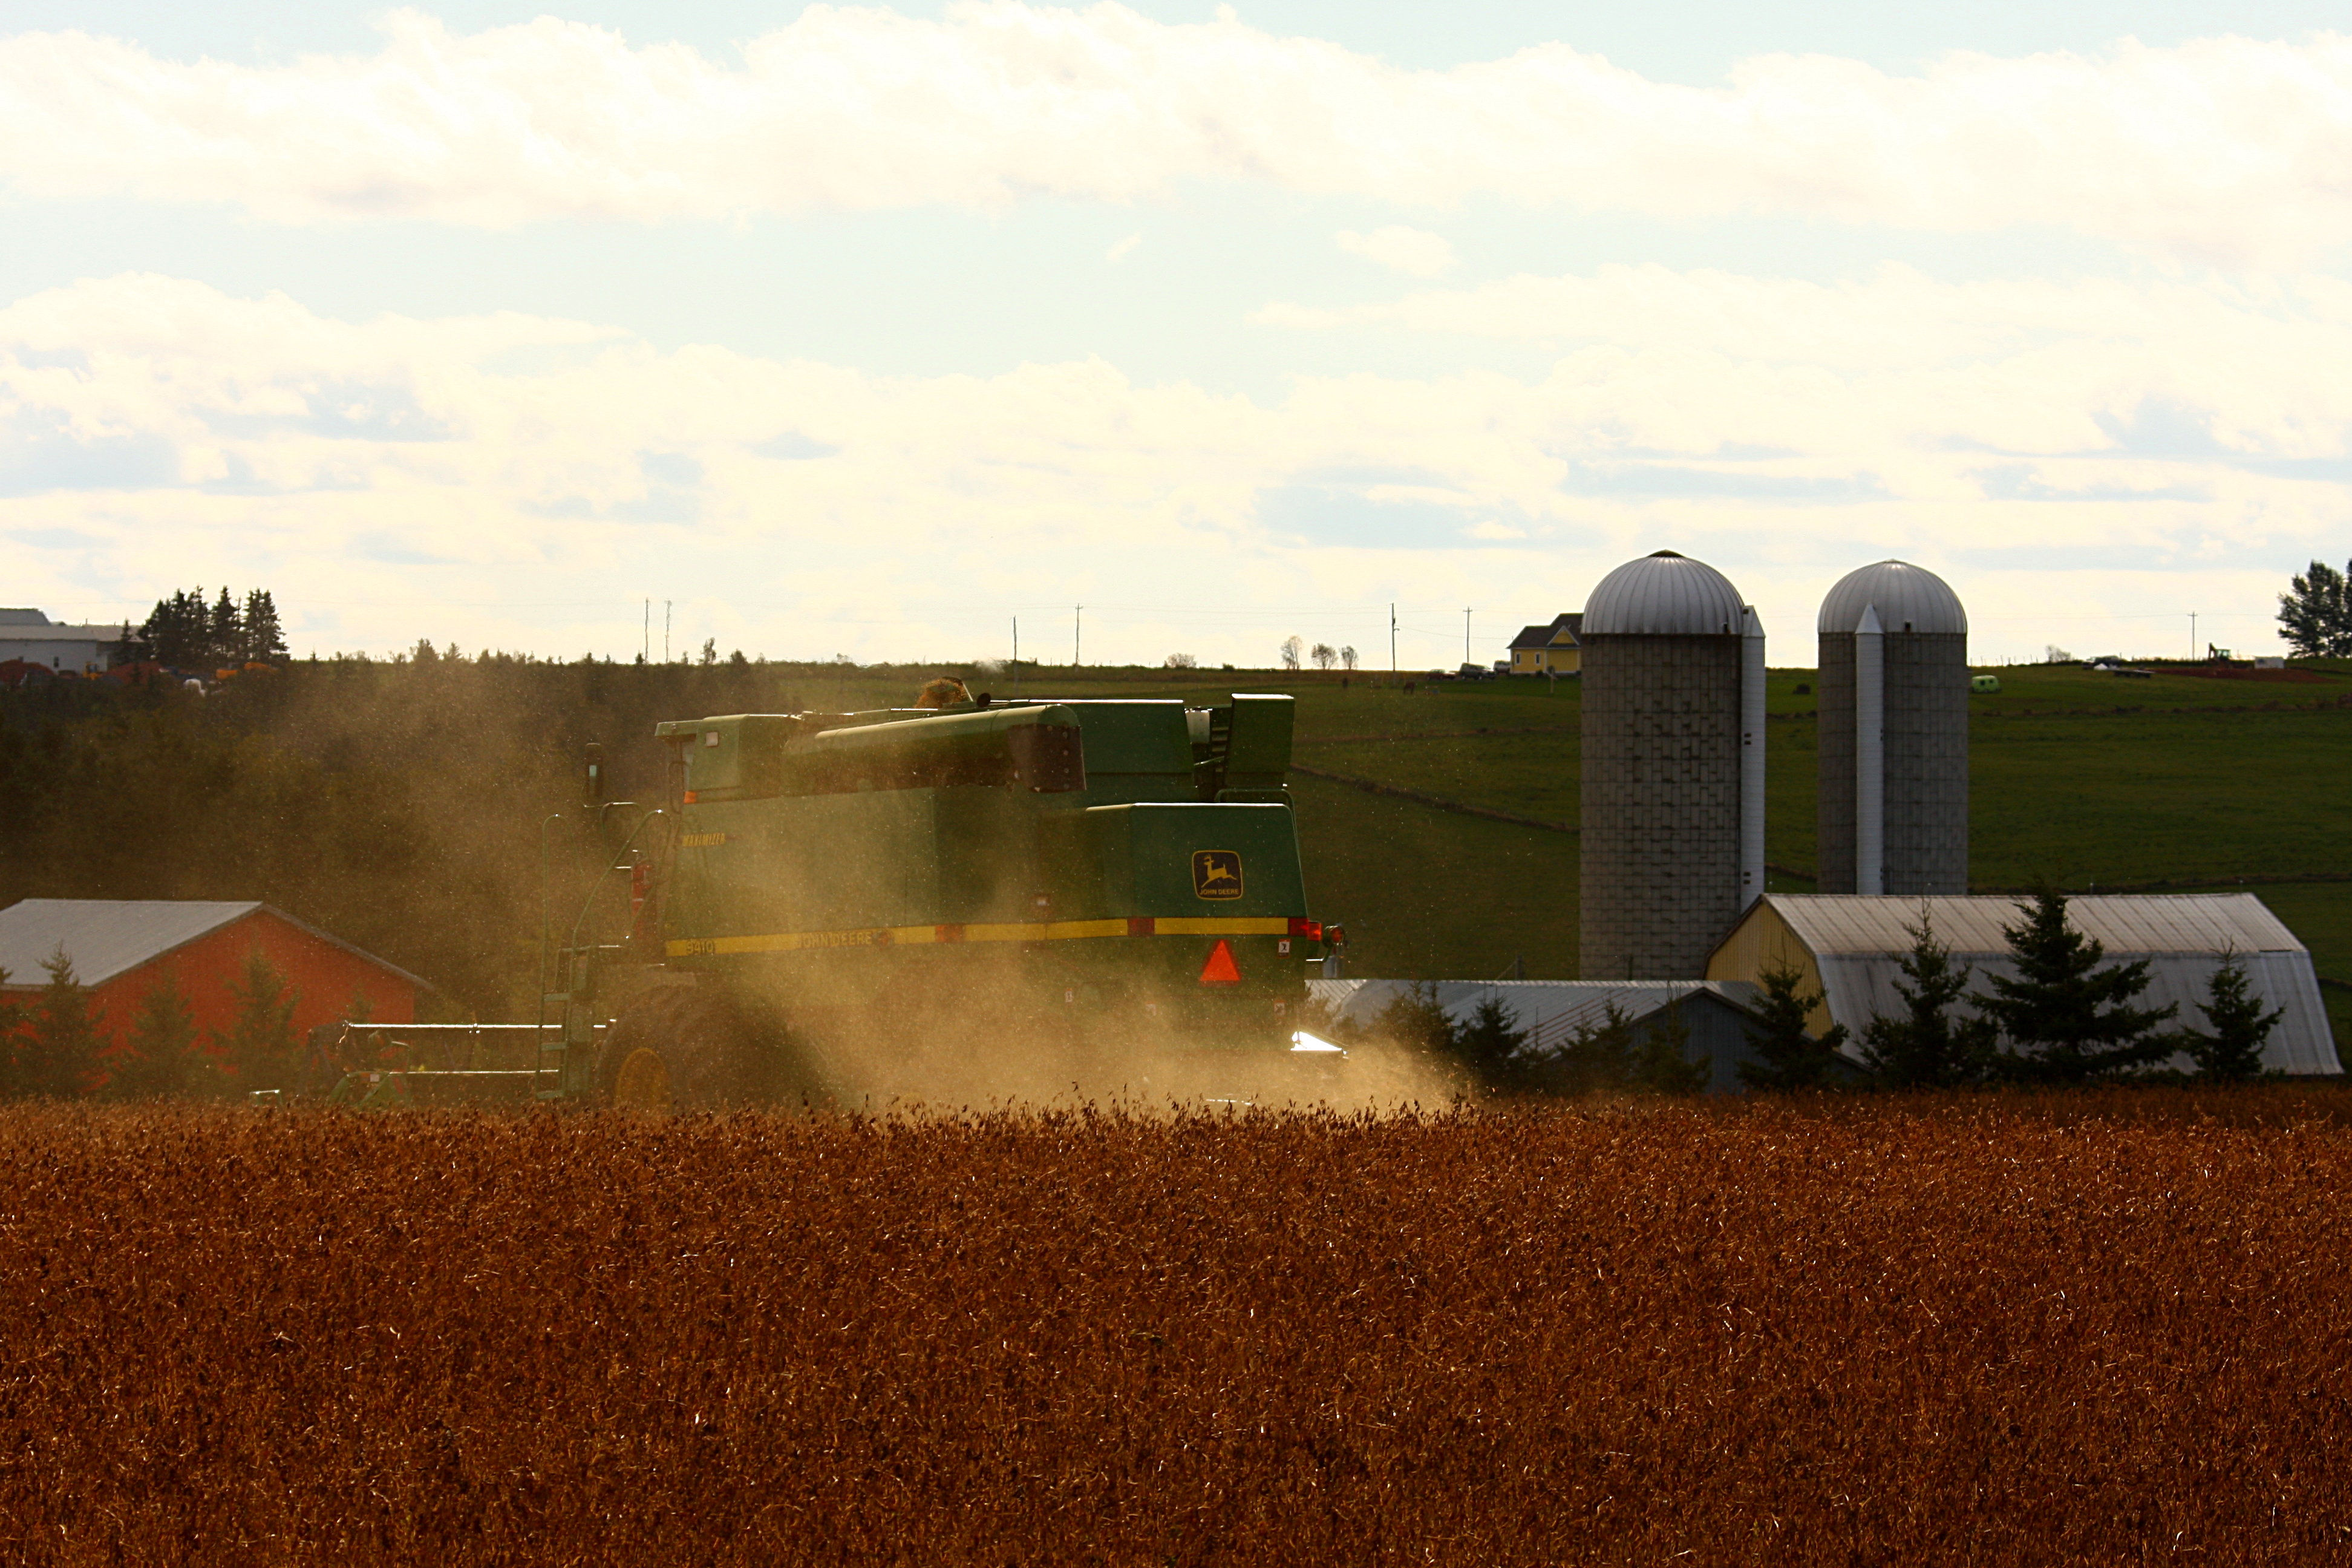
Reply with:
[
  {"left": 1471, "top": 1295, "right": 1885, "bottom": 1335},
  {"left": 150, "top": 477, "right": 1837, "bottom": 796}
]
[{"left": 1198, "top": 939, "right": 1242, "bottom": 985}]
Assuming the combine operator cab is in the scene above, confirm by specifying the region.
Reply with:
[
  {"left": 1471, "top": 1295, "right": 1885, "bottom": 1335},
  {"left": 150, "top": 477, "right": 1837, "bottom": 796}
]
[{"left": 578, "top": 692, "right": 1333, "bottom": 1109}]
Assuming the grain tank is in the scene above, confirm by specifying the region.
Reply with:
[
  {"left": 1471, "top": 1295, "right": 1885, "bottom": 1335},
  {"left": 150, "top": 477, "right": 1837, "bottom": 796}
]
[
  {"left": 1815, "top": 561, "right": 1968, "bottom": 895},
  {"left": 1578, "top": 552, "right": 1765, "bottom": 981}
]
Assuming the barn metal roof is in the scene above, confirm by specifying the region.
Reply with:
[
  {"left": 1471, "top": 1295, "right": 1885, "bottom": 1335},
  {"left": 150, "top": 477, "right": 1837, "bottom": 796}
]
[
  {"left": 1306, "top": 978, "right": 1761, "bottom": 1049},
  {"left": 1724, "top": 894, "right": 2339, "bottom": 1076},
  {"left": 1761, "top": 893, "right": 2304, "bottom": 956},
  {"left": 1581, "top": 552, "right": 1748, "bottom": 636},
  {"left": 0, "top": 900, "right": 432, "bottom": 993},
  {"left": 0, "top": 624, "right": 114, "bottom": 644},
  {"left": 1817, "top": 560, "right": 1967, "bottom": 636}
]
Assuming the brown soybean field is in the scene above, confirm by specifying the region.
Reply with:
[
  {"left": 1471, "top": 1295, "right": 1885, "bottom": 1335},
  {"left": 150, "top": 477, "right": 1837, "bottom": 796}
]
[{"left": 7, "top": 1094, "right": 2352, "bottom": 1566}]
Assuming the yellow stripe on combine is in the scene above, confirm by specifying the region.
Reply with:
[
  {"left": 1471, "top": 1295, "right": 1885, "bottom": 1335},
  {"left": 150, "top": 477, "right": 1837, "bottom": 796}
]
[{"left": 667, "top": 915, "right": 1289, "bottom": 959}]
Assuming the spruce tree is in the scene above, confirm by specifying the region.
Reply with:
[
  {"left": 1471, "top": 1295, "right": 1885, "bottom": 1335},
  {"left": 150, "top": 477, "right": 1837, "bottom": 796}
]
[
  {"left": 1365, "top": 982, "right": 1466, "bottom": 1091},
  {"left": 209, "top": 587, "right": 241, "bottom": 667},
  {"left": 1550, "top": 1002, "right": 1639, "bottom": 1094},
  {"left": 136, "top": 589, "right": 203, "bottom": 667},
  {"left": 241, "top": 589, "right": 287, "bottom": 662},
  {"left": 1981, "top": 884, "right": 2176, "bottom": 1083},
  {"left": 1860, "top": 913, "right": 1998, "bottom": 1088},
  {"left": 21, "top": 947, "right": 102, "bottom": 1099},
  {"left": 1451, "top": 994, "right": 1532, "bottom": 1091},
  {"left": 217, "top": 950, "right": 300, "bottom": 1093},
  {"left": 1739, "top": 962, "right": 1851, "bottom": 1090},
  {"left": 2178, "top": 958, "right": 2282, "bottom": 1083},
  {"left": 111, "top": 970, "right": 206, "bottom": 1099},
  {"left": 1633, "top": 999, "right": 1710, "bottom": 1096}
]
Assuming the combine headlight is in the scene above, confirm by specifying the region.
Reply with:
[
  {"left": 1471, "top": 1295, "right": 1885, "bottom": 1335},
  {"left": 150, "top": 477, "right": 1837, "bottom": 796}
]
[{"left": 1288, "top": 1030, "right": 1347, "bottom": 1054}]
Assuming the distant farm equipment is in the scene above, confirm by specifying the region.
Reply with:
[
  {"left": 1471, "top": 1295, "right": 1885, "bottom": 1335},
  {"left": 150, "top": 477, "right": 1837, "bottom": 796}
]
[{"left": 324, "top": 691, "right": 1334, "bottom": 1110}]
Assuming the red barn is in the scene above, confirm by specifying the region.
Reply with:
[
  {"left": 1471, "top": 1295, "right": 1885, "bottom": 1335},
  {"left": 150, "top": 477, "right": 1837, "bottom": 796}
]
[{"left": 0, "top": 900, "right": 427, "bottom": 1063}]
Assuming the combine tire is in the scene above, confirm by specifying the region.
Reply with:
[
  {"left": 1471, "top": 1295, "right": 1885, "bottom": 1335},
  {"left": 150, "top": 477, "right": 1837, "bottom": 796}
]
[{"left": 598, "top": 988, "right": 768, "bottom": 1110}]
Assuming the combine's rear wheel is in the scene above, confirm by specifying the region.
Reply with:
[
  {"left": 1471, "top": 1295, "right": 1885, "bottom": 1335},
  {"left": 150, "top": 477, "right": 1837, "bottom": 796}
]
[
  {"left": 610, "top": 1047, "right": 672, "bottom": 1112},
  {"left": 597, "top": 987, "right": 773, "bottom": 1110}
]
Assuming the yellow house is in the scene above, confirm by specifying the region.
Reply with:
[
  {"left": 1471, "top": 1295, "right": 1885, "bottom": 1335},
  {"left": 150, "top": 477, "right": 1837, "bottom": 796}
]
[{"left": 1507, "top": 613, "right": 1582, "bottom": 675}]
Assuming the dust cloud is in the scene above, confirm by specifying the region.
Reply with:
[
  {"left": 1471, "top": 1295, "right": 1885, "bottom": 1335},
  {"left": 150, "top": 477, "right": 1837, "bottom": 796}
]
[{"left": 714, "top": 965, "right": 1466, "bottom": 1118}]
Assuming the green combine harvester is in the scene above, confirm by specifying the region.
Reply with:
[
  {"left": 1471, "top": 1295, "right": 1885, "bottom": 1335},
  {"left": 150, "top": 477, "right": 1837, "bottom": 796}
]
[{"left": 497, "top": 688, "right": 1338, "bottom": 1110}]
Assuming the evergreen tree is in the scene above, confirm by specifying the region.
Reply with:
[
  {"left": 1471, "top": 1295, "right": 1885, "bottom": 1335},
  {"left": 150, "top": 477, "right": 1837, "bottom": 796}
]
[
  {"left": 1633, "top": 999, "right": 1710, "bottom": 1096},
  {"left": 1371, "top": 981, "right": 1455, "bottom": 1062},
  {"left": 1739, "top": 961, "right": 1851, "bottom": 1090},
  {"left": 110, "top": 970, "right": 207, "bottom": 1099},
  {"left": 1363, "top": 981, "right": 1471, "bottom": 1094},
  {"left": 1981, "top": 884, "right": 2177, "bottom": 1083},
  {"left": 2178, "top": 957, "right": 2282, "bottom": 1083},
  {"left": 2277, "top": 559, "right": 2352, "bottom": 659},
  {"left": 19, "top": 947, "right": 102, "bottom": 1099},
  {"left": 241, "top": 589, "right": 287, "bottom": 662},
  {"left": 210, "top": 587, "right": 243, "bottom": 667},
  {"left": 1860, "top": 913, "right": 1998, "bottom": 1088},
  {"left": 1450, "top": 994, "right": 1532, "bottom": 1091},
  {"left": 136, "top": 589, "right": 203, "bottom": 667},
  {"left": 217, "top": 950, "right": 300, "bottom": 1093},
  {"left": 1548, "top": 1002, "right": 1638, "bottom": 1094}
]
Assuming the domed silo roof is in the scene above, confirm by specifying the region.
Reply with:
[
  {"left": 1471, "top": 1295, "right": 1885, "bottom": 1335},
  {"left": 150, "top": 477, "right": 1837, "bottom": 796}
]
[
  {"left": 1582, "top": 550, "right": 1748, "bottom": 636},
  {"left": 1818, "top": 560, "right": 1967, "bottom": 635}
]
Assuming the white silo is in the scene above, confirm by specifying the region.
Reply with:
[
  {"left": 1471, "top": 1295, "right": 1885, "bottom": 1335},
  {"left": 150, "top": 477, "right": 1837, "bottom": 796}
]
[
  {"left": 1579, "top": 551, "right": 1765, "bottom": 980},
  {"left": 1816, "top": 561, "right": 1969, "bottom": 895}
]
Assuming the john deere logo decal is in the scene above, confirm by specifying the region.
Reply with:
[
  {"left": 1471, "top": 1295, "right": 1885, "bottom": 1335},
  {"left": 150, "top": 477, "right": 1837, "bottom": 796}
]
[{"left": 1192, "top": 850, "right": 1243, "bottom": 900}]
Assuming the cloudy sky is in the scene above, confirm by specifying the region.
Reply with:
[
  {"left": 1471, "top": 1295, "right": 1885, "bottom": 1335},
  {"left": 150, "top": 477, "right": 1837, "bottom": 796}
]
[{"left": 5, "top": 2, "right": 2348, "bottom": 666}]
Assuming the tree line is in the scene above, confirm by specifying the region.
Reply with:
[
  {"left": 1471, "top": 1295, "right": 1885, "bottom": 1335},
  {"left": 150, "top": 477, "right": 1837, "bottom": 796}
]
[
  {"left": 1341, "top": 884, "right": 2284, "bottom": 1097},
  {"left": 120, "top": 587, "right": 289, "bottom": 668}
]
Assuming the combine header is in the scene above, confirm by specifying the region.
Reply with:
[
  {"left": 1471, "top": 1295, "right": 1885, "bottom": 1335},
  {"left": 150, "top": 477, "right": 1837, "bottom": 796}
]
[{"left": 521, "top": 688, "right": 1336, "bottom": 1109}]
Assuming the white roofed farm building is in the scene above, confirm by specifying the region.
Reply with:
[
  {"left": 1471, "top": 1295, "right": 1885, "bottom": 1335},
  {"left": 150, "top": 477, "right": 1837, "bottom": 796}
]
[
  {"left": 1706, "top": 893, "right": 2341, "bottom": 1076},
  {"left": 0, "top": 609, "right": 115, "bottom": 682}
]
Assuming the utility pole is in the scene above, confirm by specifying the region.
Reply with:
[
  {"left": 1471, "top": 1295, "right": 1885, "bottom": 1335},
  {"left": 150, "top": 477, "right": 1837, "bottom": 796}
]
[
  {"left": 1390, "top": 603, "right": 1397, "bottom": 675},
  {"left": 1013, "top": 616, "right": 1020, "bottom": 694},
  {"left": 664, "top": 601, "right": 672, "bottom": 663},
  {"left": 1463, "top": 607, "right": 1471, "bottom": 667},
  {"left": 1074, "top": 604, "right": 1082, "bottom": 667},
  {"left": 642, "top": 599, "right": 649, "bottom": 662},
  {"left": 2189, "top": 611, "right": 2197, "bottom": 660}
]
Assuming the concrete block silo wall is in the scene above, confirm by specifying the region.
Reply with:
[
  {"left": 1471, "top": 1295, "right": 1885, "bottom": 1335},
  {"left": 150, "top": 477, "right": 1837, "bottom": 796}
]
[
  {"left": 1817, "top": 630, "right": 1969, "bottom": 894},
  {"left": 1817, "top": 635, "right": 1857, "bottom": 892},
  {"left": 1579, "top": 633, "right": 1745, "bottom": 979}
]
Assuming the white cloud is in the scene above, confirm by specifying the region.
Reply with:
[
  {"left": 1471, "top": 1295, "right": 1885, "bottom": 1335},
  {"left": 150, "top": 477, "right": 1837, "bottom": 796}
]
[
  {"left": 1, "top": 9, "right": 2348, "bottom": 264},
  {"left": 1106, "top": 232, "right": 1142, "bottom": 262},
  {"left": 1337, "top": 226, "right": 1455, "bottom": 277},
  {"left": 1255, "top": 268, "right": 2352, "bottom": 454},
  {"left": 2, "top": 272, "right": 2341, "bottom": 662}
]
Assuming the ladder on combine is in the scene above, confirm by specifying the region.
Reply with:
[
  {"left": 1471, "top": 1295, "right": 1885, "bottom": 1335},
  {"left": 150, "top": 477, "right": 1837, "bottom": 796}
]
[
  {"left": 535, "top": 743, "right": 668, "bottom": 1102},
  {"left": 535, "top": 941, "right": 624, "bottom": 1100}
]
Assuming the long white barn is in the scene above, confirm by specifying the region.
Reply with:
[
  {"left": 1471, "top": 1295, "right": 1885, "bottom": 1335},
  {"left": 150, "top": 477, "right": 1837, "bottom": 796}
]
[{"left": 1707, "top": 893, "right": 2341, "bottom": 1076}]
